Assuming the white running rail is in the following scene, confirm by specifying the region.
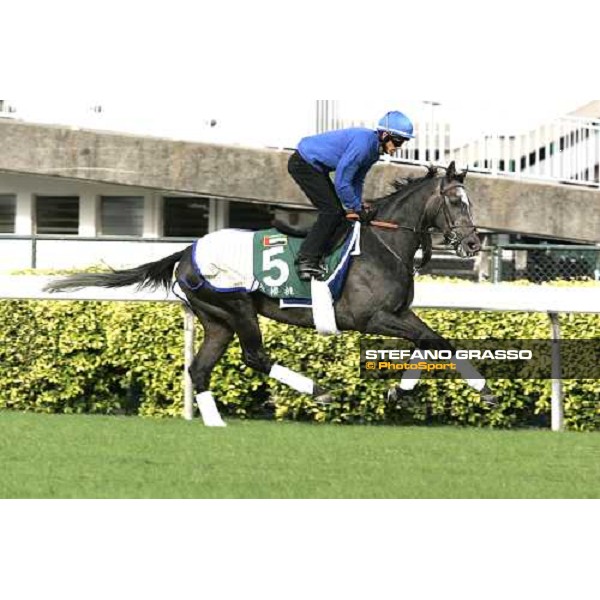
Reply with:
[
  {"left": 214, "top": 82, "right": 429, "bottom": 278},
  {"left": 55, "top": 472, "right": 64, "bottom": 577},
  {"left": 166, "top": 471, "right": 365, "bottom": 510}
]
[{"left": 450, "top": 115, "right": 600, "bottom": 188}]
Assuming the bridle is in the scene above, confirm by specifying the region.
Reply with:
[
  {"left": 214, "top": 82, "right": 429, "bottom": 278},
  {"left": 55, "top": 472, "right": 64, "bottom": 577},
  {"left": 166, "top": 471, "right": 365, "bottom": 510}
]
[
  {"left": 371, "top": 179, "right": 478, "bottom": 249},
  {"left": 368, "top": 177, "right": 479, "bottom": 270},
  {"left": 424, "top": 181, "right": 478, "bottom": 250}
]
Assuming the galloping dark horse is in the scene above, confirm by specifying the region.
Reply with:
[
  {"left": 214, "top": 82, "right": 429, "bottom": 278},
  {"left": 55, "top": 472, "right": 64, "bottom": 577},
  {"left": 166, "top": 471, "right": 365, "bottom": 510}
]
[{"left": 46, "top": 161, "right": 497, "bottom": 421}]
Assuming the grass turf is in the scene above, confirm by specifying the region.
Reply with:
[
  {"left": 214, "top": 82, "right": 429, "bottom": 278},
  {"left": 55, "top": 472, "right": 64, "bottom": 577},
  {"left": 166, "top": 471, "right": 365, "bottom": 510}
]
[{"left": 1, "top": 411, "right": 599, "bottom": 498}]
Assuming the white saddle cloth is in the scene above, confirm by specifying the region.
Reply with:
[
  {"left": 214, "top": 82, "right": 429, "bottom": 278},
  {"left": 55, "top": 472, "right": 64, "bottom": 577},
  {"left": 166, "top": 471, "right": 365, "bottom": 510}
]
[{"left": 193, "top": 229, "right": 259, "bottom": 292}]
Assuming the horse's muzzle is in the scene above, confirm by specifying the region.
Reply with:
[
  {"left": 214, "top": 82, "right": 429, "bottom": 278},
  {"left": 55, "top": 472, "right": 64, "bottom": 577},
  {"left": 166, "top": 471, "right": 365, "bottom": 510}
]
[{"left": 457, "top": 233, "right": 481, "bottom": 258}]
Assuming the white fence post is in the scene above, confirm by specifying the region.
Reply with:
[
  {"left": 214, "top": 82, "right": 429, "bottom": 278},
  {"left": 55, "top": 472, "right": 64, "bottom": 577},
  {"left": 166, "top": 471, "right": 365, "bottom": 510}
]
[
  {"left": 183, "top": 305, "right": 196, "bottom": 421},
  {"left": 548, "top": 312, "right": 564, "bottom": 432}
]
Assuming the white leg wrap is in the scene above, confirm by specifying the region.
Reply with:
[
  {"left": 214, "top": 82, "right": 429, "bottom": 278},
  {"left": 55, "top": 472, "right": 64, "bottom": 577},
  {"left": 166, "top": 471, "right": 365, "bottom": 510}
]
[
  {"left": 270, "top": 364, "right": 315, "bottom": 395},
  {"left": 195, "top": 391, "right": 227, "bottom": 427},
  {"left": 399, "top": 371, "right": 421, "bottom": 391},
  {"left": 467, "top": 379, "right": 486, "bottom": 392},
  {"left": 400, "top": 356, "right": 486, "bottom": 392},
  {"left": 454, "top": 357, "right": 486, "bottom": 392},
  {"left": 400, "top": 353, "right": 424, "bottom": 391},
  {"left": 399, "top": 353, "right": 486, "bottom": 392}
]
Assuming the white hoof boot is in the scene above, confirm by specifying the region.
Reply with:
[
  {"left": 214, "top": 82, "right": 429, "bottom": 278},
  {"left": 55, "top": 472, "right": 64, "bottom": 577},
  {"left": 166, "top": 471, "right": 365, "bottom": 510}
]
[{"left": 195, "top": 391, "right": 227, "bottom": 427}]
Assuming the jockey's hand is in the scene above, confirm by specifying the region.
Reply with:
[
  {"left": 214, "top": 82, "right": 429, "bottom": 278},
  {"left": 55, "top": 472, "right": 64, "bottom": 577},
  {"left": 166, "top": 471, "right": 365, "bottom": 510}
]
[{"left": 346, "top": 205, "right": 376, "bottom": 224}]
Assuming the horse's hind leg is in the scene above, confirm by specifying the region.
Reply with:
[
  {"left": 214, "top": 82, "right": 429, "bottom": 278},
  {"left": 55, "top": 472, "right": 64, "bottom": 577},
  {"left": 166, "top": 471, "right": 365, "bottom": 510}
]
[
  {"left": 228, "top": 299, "right": 334, "bottom": 404},
  {"left": 366, "top": 309, "right": 497, "bottom": 406},
  {"left": 188, "top": 308, "right": 235, "bottom": 426}
]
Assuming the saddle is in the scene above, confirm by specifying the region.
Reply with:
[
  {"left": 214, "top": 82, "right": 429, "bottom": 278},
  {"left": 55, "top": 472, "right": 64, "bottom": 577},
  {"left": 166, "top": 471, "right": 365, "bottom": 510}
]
[{"left": 271, "top": 218, "right": 352, "bottom": 255}]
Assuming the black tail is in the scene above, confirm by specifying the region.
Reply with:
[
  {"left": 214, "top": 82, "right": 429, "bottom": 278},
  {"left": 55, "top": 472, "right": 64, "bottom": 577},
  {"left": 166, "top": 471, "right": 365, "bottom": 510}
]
[{"left": 43, "top": 249, "right": 187, "bottom": 293}]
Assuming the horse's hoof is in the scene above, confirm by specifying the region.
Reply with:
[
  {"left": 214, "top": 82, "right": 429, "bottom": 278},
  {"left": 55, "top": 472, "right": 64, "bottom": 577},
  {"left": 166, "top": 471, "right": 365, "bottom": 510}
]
[
  {"left": 387, "top": 385, "right": 415, "bottom": 408},
  {"left": 481, "top": 393, "right": 499, "bottom": 407},
  {"left": 313, "top": 393, "right": 335, "bottom": 406},
  {"left": 313, "top": 384, "right": 334, "bottom": 405}
]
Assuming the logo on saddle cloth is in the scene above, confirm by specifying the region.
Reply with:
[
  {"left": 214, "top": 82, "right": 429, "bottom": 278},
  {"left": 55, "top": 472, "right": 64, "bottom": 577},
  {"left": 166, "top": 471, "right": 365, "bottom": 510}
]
[{"left": 253, "top": 227, "right": 357, "bottom": 301}]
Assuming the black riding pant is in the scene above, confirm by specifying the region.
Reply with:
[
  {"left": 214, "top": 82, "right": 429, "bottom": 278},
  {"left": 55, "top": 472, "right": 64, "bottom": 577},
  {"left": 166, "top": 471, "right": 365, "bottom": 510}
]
[{"left": 288, "top": 151, "right": 346, "bottom": 259}]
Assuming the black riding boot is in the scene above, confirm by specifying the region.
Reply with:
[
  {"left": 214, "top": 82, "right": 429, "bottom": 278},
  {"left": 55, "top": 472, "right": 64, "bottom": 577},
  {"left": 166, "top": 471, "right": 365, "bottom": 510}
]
[
  {"left": 295, "top": 210, "right": 343, "bottom": 281},
  {"left": 296, "top": 255, "right": 326, "bottom": 281}
]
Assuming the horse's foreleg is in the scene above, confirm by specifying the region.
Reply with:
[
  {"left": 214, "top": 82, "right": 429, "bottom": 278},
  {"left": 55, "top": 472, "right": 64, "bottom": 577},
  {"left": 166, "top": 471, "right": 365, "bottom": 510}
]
[
  {"left": 399, "top": 352, "right": 486, "bottom": 393},
  {"left": 366, "top": 309, "right": 497, "bottom": 405}
]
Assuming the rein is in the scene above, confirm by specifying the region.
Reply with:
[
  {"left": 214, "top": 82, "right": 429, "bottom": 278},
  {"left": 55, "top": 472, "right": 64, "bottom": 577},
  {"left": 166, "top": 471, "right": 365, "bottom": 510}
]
[{"left": 370, "top": 220, "right": 401, "bottom": 231}]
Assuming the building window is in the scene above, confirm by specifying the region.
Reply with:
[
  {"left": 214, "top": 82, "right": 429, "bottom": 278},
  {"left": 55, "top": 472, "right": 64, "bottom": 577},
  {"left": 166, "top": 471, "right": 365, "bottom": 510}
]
[
  {"left": 100, "top": 196, "right": 144, "bottom": 236},
  {"left": 36, "top": 196, "right": 79, "bottom": 235},
  {"left": 229, "top": 201, "right": 274, "bottom": 230},
  {"left": 0, "top": 194, "right": 16, "bottom": 234},
  {"left": 163, "top": 196, "right": 209, "bottom": 237}
]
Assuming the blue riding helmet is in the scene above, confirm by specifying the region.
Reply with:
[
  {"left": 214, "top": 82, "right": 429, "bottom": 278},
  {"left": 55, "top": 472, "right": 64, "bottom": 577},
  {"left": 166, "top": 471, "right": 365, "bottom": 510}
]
[{"left": 377, "top": 111, "right": 414, "bottom": 139}]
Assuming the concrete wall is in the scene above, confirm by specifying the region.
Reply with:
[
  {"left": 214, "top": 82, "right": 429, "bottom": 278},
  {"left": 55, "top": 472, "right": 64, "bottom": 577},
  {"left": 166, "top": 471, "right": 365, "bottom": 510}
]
[{"left": 0, "top": 119, "right": 599, "bottom": 242}]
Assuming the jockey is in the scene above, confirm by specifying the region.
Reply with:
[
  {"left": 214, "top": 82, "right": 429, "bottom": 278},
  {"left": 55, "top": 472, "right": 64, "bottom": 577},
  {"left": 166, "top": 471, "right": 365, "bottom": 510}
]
[{"left": 288, "top": 110, "right": 414, "bottom": 281}]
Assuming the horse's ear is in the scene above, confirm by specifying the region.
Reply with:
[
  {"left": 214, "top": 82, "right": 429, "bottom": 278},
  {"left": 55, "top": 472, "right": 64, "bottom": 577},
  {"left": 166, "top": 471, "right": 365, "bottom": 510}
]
[
  {"left": 457, "top": 167, "right": 468, "bottom": 183},
  {"left": 446, "top": 161, "right": 457, "bottom": 180},
  {"left": 426, "top": 164, "right": 437, "bottom": 178}
]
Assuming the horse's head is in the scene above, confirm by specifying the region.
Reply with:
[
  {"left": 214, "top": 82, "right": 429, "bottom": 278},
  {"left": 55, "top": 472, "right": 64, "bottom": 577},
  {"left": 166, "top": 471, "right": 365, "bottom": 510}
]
[{"left": 426, "top": 161, "right": 481, "bottom": 258}]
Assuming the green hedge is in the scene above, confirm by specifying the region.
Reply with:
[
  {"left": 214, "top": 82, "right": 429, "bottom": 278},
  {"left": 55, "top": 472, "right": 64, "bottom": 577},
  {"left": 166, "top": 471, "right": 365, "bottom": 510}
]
[{"left": 1, "top": 288, "right": 600, "bottom": 430}]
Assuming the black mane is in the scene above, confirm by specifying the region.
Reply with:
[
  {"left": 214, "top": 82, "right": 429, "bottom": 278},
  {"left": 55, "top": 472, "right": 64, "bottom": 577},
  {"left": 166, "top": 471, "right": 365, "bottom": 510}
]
[
  {"left": 372, "top": 165, "right": 439, "bottom": 206},
  {"left": 368, "top": 165, "right": 440, "bottom": 273}
]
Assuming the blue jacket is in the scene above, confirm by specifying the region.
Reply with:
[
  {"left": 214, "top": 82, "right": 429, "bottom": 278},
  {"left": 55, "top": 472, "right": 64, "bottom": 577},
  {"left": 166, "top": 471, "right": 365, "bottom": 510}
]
[{"left": 297, "top": 128, "right": 381, "bottom": 212}]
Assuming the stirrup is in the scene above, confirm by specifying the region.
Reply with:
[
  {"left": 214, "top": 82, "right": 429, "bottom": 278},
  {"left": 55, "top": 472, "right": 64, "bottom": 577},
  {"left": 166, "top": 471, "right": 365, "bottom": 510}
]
[
  {"left": 297, "top": 260, "right": 326, "bottom": 282},
  {"left": 298, "top": 267, "right": 326, "bottom": 281}
]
